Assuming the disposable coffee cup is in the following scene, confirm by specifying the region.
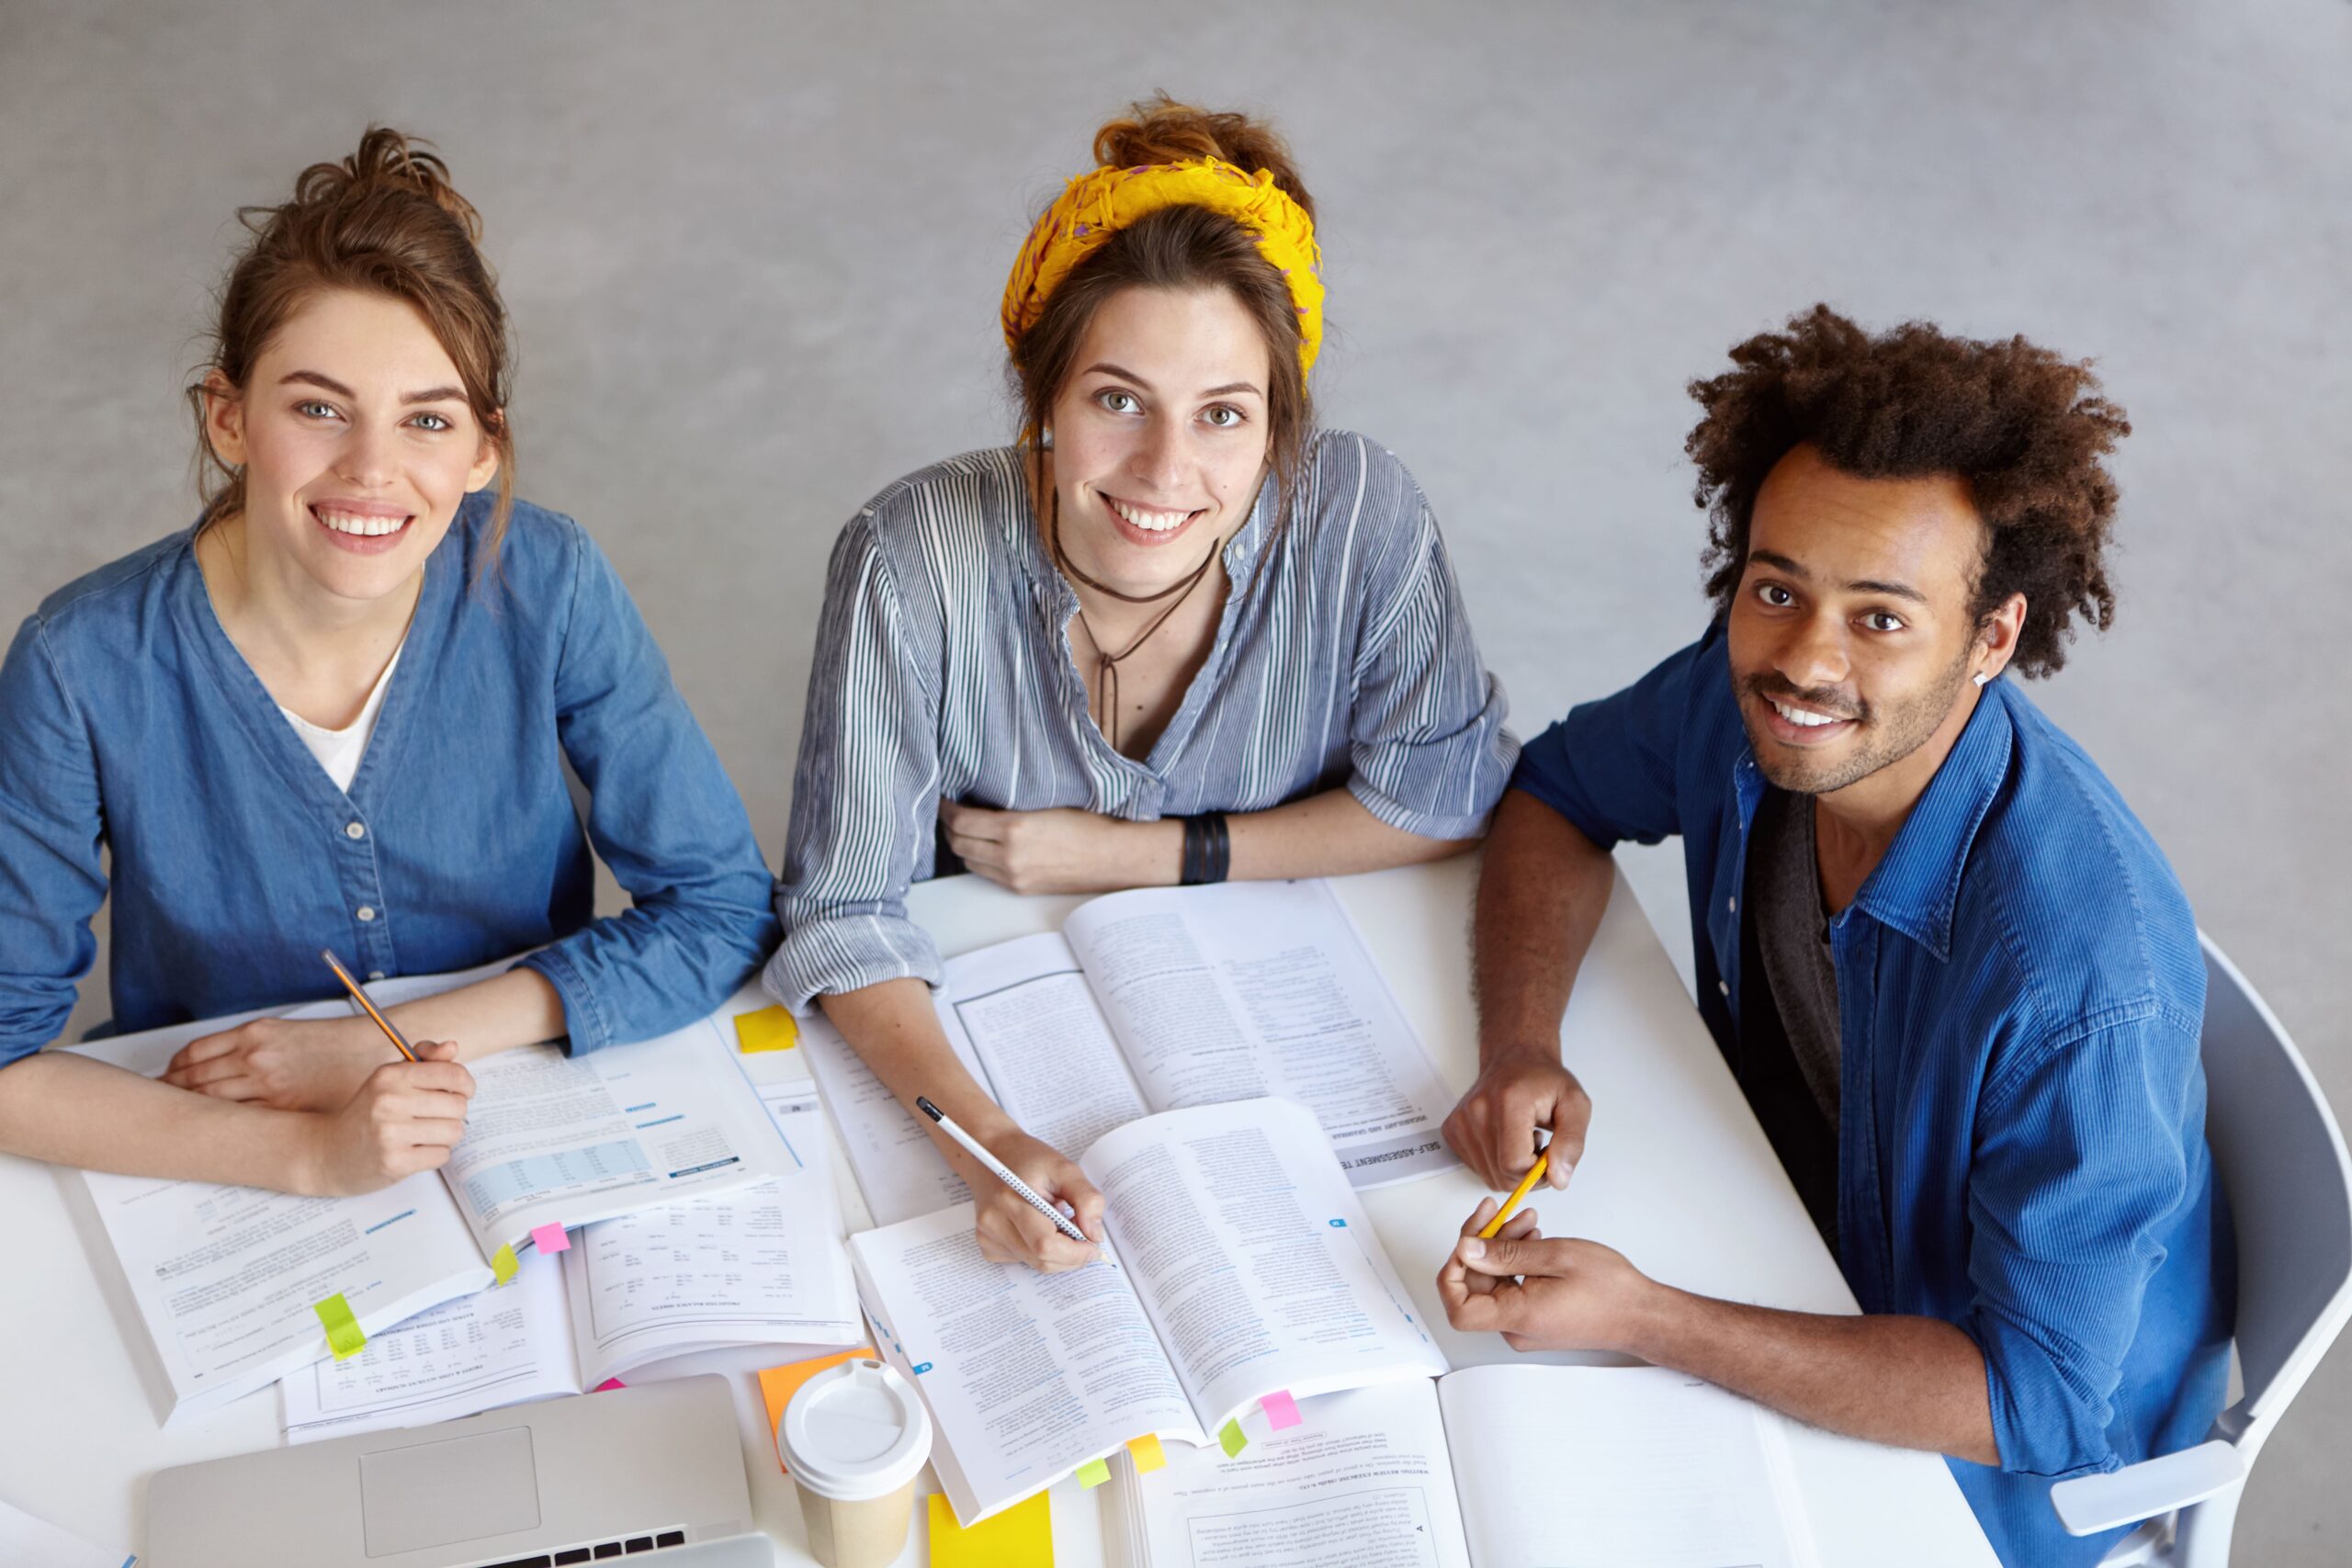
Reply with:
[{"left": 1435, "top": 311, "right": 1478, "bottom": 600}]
[{"left": 778, "top": 1358, "right": 932, "bottom": 1568}]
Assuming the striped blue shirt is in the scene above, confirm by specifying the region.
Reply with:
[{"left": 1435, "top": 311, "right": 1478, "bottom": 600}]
[{"left": 765, "top": 432, "right": 1516, "bottom": 1010}]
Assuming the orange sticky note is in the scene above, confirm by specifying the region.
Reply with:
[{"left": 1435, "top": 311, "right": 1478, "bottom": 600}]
[
  {"left": 927, "top": 1490, "right": 1052, "bottom": 1566},
  {"left": 733, "top": 1005, "right": 799, "bottom": 1055},
  {"left": 757, "top": 1346, "right": 876, "bottom": 1472},
  {"left": 1125, "top": 1434, "right": 1166, "bottom": 1473}
]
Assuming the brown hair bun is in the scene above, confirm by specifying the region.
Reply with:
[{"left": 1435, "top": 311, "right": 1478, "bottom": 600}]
[
  {"left": 285, "top": 126, "right": 486, "bottom": 243},
  {"left": 1091, "top": 96, "right": 1316, "bottom": 223}
]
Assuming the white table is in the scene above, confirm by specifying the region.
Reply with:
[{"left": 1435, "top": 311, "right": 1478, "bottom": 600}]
[{"left": 0, "top": 858, "right": 1997, "bottom": 1565}]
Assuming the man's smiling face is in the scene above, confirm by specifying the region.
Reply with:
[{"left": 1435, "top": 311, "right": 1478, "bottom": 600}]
[{"left": 1726, "top": 443, "right": 1994, "bottom": 796}]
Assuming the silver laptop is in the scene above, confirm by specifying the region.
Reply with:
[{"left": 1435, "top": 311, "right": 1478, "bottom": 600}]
[{"left": 148, "top": 1374, "right": 768, "bottom": 1568}]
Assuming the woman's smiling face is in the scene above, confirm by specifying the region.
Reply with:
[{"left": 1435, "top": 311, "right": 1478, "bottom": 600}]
[
  {"left": 1045, "top": 284, "right": 1272, "bottom": 594},
  {"left": 205, "top": 287, "right": 499, "bottom": 604}
]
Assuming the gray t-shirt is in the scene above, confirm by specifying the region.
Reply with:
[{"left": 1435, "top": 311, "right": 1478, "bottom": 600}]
[{"left": 1751, "top": 788, "right": 1841, "bottom": 1128}]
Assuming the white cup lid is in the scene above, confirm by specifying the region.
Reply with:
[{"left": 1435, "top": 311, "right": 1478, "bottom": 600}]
[{"left": 779, "top": 1359, "right": 933, "bottom": 1501}]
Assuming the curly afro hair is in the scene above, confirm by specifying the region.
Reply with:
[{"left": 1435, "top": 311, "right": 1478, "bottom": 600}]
[{"left": 1684, "top": 305, "right": 2130, "bottom": 679}]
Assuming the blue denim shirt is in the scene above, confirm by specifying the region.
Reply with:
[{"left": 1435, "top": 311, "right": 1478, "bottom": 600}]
[
  {"left": 0, "top": 494, "right": 779, "bottom": 1061},
  {"left": 1515, "top": 626, "right": 2231, "bottom": 1568}
]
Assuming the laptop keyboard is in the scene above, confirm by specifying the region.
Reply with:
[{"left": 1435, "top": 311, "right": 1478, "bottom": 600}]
[{"left": 476, "top": 1527, "right": 689, "bottom": 1565}]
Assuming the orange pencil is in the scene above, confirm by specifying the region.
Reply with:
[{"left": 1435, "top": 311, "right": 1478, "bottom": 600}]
[
  {"left": 319, "top": 949, "right": 419, "bottom": 1063},
  {"left": 1478, "top": 1155, "right": 1549, "bottom": 1239}
]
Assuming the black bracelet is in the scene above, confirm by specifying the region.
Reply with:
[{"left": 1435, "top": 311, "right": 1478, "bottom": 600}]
[{"left": 1181, "top": 811, "right": 1231, "bottom": 886}]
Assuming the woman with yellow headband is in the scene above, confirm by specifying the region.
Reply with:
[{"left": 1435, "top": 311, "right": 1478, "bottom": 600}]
[{"left": 767, "top": 99, "right": 1514, "bottom": 1270}]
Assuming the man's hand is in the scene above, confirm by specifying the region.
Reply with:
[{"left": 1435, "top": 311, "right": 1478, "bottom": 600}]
[
  {"left": 939, "top": 801, "right": 1177, "bottom": 896},
  {"left": 1442, "top": 1049, "right": 1589, "bottom": 1193},
  {"left": 967, "top": 1128, "right": 1108, "bottom": 1273},
  {"left": 1436, "top": 1200, "right": 1659, "bottom": 1354},
  {"left": 165, "top": 1014, "right": 401, "bottom": 1111},
  {"left": 300, "top": 1042, "right": 477, "bottom": 1196}
]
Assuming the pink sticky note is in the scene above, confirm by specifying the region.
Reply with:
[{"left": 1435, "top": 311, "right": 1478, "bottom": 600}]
[
  {"left": 532, "top": 1224, "right": 571, "bottom": 1255},
  {"left": 1261, "top": 1391, "right": 1302, "bottom": 1430},
  {"left": 594, "top": 1377, "right": 626, "bottom": 1392}
]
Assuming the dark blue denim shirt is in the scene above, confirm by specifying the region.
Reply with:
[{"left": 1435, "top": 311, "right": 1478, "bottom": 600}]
[
  {"left": 0, "top": 493, "right": 779, "bottom": 1060},
  {"left": 1515, "top": 625, "right": 2231, "bottom": 1568}
]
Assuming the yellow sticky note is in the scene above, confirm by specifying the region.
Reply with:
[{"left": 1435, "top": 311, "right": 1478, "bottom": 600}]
[
  {"left": 1126, "top": 1434, "right": 1166, "bottom": 1473},
  {"left": 1075, "top": 1458, "right": 1111, "bottom": 1489},
  {"left": 928, "top": 1490, "right": 1052, "bottom": 1567},
  {"left": 733, "top": 1005, "right": 799, "bottom": 1055},
  {"left": 757, "top": 1346, "right": 876, "bottom": 1472},
  {"left": 491, "top": 1243, "right": 519, "bottom": 1286},
  {"left": 313, "top": 1293, "right": 366, "bottom": 1361}
]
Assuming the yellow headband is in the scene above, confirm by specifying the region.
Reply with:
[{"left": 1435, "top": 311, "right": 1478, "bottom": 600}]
[{"left": 1001, "top": 157, "right": 1325, "bottom": 377}]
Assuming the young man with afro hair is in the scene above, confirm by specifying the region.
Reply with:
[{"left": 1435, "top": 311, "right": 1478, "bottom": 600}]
[{"left": 1437, "top": 306, "right": 2230, "bottom": 1566}]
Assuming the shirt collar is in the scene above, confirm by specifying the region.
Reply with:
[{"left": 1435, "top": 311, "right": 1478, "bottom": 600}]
[
  {"left": 1729, "top": 679, "right": 2015, "bottom": 962},
  {"left": 1846, "top": 682, "right": 2016, "bottom": 960}
]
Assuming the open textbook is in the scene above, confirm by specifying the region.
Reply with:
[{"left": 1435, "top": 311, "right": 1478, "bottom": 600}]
[
  {"left": 278, "top": 1080, "right": 861, "bottom": 1442},
  {"left": 1106, "top": 1367, "right": 1820, "bottom": 1568},
  {"left": 802, "top": 878, "right": 1460, "bottom": 1227},
  {"left": 850, "top": 1096, "right": 1447, "bottom": 1527},
  {"left": 65, "top": 967, "right": 793, "bottom": 1423}
]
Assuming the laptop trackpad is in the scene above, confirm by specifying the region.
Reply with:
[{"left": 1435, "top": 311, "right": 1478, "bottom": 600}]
[{"left": 360, "top": 1426, "right": 543, "bottom": 1556}]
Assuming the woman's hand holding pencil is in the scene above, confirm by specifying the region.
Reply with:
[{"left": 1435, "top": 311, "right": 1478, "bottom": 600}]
[{"left": 298, "top": 1040, "right": 478, "bottom": 1196}]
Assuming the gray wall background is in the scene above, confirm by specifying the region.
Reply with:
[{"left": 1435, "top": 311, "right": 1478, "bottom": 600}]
[{"left": 4, "top": 2, "right": 2346, "bottom": 1559}]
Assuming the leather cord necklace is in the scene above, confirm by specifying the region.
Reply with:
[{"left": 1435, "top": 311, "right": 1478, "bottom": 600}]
[{"left": 1046, "top": 485, "right": 1219, "bottom": 753}]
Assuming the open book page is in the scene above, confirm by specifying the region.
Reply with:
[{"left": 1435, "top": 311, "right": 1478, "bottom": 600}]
[
  {"left": 935, "top": 931, "right": 1150, "bottom": 1161},
  {"left": 1080, "top": 1097, "right": 1447, "bottom": 1436},
  {"left": 444, "top": 1008, "right": 786, "bottom": 1255},
  {"left": 0, "top": 1498, "right": 136, "bottom": 1568},
  {"left": 277, "top": 1245, "right": 579, "bottom": 1444},
  {"left": 797, "top": 1010, "right": 981, "bottom": 1227},
  {"left": 1112, "top": 1379, "right": 1472, "bottom": 1568},
  {"left": 1063, "top": 882, "right": 1460, "bottom": 1186},
  {"left": 67, "top": 1016, "right": 491, "bottom": 1424},
  {"left": 849, "top": 1201, "right": 1204, "bottom": 1526},
  {"left": 1436, "top": 1366, "right": 1820, "bottom": 1568},
  {"left": 560, "top": 1082, "right": 862, "bottom": 1386}
]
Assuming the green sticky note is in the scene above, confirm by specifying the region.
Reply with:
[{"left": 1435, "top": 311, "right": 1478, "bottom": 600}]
[
  {"left": 492, "top": 1243, "right": 519, "bottom": 1286},
  {"left": 314, "top": 1292, "right": 366, "bottom": 1361},
  {"left": 1076, "top": 1457, "right": 1111, "bottom": 1489},
  {"left": 1218, "top": 1417, "right": 1247, "bottom": 1458}
]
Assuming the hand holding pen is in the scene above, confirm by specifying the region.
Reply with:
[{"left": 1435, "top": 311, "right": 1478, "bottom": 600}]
[
  {"left": 300, "top": 951, "right": 479, "bottom": 1196},
  {"left": 917, "top": 1097, "right": 1105, "bottom": 1273}
]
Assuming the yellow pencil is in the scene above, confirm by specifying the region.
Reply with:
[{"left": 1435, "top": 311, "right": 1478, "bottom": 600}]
[
  {"left": 320, "top": 949, "right": 419, "bottom": 1063},
  {"left": 1478, "top": 1155, "right": 1549, "bottom": 1239}
]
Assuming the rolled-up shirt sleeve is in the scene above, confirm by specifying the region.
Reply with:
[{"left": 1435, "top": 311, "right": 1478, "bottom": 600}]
[
  {"left": 0, "top": 615, "right": 106, "bottom": 1066},
  {"left": 1962, "top": 1006, "right": 2205, "bottom": 1476},
  {"left": 515, "top": 521, "right": 781, "bottom": 1052},
  {"left": 764, "top": 515, "right": 945, "bottom": 1015},
  {"left": 1511, "top": 631, "right": 1717, "bottom": 850},
  {"left": 1345, "top": 498, "right": 1516, "bottom": 839}
]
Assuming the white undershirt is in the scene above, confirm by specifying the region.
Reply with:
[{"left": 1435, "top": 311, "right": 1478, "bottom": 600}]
[{"left": 276, "top": 639, "right": 406, "bottom": 794}]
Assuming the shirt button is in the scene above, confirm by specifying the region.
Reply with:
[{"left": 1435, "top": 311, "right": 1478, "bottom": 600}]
[
  {"left": 1727, "top": 896, "right": 1737, "bottom": 913},
  {"left": 1717, "top": 979, "right": 1730, "bottom": 997},
  {"left": 368, "top": 970, "right": 386, "bottom": 981},
  {"left": 356, "top": 906, "right": 377, "bottom": 922},
  {"left": 345, "top": 821, "right": 367, "bottom": 840}
]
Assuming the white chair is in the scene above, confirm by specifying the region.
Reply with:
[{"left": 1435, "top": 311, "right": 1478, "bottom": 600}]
[{"left": 2051, "top": 935, "right": 2352, "bottom": 1566}]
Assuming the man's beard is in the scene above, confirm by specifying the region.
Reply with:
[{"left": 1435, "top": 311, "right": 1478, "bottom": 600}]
[{"left": 1739, "top": 640, "right": 1975, "bottom": 795}]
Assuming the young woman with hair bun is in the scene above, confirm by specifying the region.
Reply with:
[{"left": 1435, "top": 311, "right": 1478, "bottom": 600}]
[
  {"left": 771, "top": 98, "right": 1515, "bottom": 1270},
  {"left": 0, "top": 130, "right": 777, "bottom": 1195}
]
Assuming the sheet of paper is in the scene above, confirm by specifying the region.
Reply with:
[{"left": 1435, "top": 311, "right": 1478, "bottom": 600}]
[
  {"left": 0, "top": 1497, "right": 135, "bottom": 1568},
  {"left": 797, "top": 1010, "right": 977, "bottom": 1227},
  {"left": 560, "top": 1082, "right": 862, "bottom": 1386},
  {"left": 443, "top": 1007, "right": 786, "bottom": 1253},
  {"left": 1064, "top": 882, "right": 1460, "bottom": 1186},
  {"left": 936, "top": 932, "right": 1150, "bottom": 1161},
  {"left": 277, "top": 1246, "right": 579, "bottom": 1443},
  {"left": 850, "top": 1201, "right": 1203, "bottom": 1527},
  {"left": 1437, "top": 1365, "right": 1820, "bottom": 1568},
  {"left": 1080, "top": 1097, "right": 1445, "bottom": 1435},
  {"left": 1114, "top": 1380, "right": 1471, "bottom": 1568},
  {"left": 66, "top": 1021, "right": 489, "bottom": 1424}
]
